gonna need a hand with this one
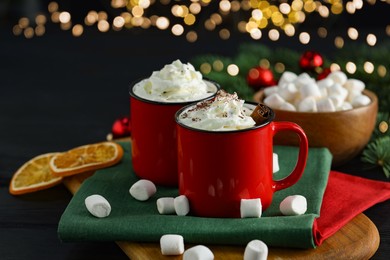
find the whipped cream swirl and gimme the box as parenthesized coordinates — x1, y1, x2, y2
(133, 59, 216, 102)
(179, 90, 256, 131)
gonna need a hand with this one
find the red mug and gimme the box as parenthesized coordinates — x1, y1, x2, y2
(129, 79, 219, 186)
(175, 102, 309, 217)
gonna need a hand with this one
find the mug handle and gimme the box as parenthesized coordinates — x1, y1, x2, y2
(271, 121, 309, 191)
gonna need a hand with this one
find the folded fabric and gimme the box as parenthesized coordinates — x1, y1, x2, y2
(58, 141, 332, 248)
(313, 171, 390, 245)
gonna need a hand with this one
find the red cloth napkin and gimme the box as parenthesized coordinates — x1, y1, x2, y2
(313, 171, 390, 245)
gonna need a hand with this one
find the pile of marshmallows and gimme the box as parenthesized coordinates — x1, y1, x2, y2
(263, 70, 371, 112)
(83, 154, 307, 260)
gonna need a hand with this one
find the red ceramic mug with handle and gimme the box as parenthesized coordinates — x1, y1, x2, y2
(129, 79, 219, 186)
(175, 102, 309, 217)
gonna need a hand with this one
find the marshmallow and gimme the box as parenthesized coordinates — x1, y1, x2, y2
(344, 79, 365, 92)
(160, 234, 185, 255)
(240, 198, 262, 218)
(263, 86, 279, 96)
(273, 153, 279, 173)
(157, 197, 176, 215)
(263, 70, 366, 113)
(328, 71, 348, 85)
(279, 82, 298, 101)
(294, 73, 315, 88)
(317, 77, 334, 89)
(328, 94, 344, 108)
(352, 94, 371, 108)
(244, 240, 268, 260)
(318, 86, 328, 98)
(183, 245, 214, 260)
(347, 89, 362, 103)
(328, 83, 348, 101)
(263, 93, 285, 109)
(280, 195, 307, 216)
(338, 102, 353, 111)
(316, 97, 336, 112)
(299, 82, 322, 99)
(278, 71, 298, 86)
(174, 195, 190, 216)
(129, 179, 157, 201)
(85, 194, 111, 218)
(298, 96, 317, 112)
(279, 102, 296, 111)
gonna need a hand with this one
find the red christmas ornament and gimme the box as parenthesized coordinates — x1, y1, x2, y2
(246, 67, 276, 91)
(299, 51, 324, 71)
(317, 67, 331, 80)
(111, 116, 131, 138)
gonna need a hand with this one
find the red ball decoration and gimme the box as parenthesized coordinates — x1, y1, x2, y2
(299, 51, 324, 71)
(317, 67, 331, 80)
(111, 116, 131, 138)
(246, 67, 276, 91)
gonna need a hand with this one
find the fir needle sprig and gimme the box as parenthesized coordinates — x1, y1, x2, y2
(361, 136, 390, 178)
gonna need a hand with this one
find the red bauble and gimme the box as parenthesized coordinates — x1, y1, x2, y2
(317, 67, 331, 80)
(299, 51, 324, 71)
(246, 67, 276, 91)
(112, 116, 131, 138)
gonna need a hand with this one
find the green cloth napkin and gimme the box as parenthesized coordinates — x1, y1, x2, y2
(58, 141, 331, 248)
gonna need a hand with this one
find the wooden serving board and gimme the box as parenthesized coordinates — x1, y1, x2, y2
(63, 172, 380, 260)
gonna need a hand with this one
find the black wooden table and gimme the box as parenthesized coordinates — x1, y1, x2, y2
(0, 27, 389, 260)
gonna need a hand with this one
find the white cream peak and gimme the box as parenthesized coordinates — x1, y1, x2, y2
(133, 59, 216, 102)
(179, 90, 256, 131)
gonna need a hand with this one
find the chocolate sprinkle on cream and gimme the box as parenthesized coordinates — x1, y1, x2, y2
(178, 90, 256, 131)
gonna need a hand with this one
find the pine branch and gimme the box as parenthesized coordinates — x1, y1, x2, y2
(361, 136, 390, 178)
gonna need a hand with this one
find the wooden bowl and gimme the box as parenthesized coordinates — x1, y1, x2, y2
(254, 89, 378, 166)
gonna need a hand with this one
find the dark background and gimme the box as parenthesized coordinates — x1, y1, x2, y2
(0, 1, 389, 259)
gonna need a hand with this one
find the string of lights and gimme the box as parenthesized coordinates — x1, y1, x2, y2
(11, 1, 390, 42)
(11, 0, 390, 78)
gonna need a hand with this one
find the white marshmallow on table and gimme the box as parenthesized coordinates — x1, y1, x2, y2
(352, 94, 371, 108)
(157, 197, 175, 215)
(183, 245, 214, 260)
(160, 234, 185, 255)
(278, 71, 297, 86)
(129, 179, 157, 201)
(328, 71, 348, 85)
(299, 82, 322, 99)
(174, 195, 190, 216)
(263, 93, 285, 109)
(240, 198, 262, 218)
(279, 195, 307, 216)
(279, 102, 296, 111)
(273, 153, 279, 173)
(316, 97, 336, 112)
(244, 240, 268, 260)
(85, 194, 111, 218)
(344, 78, 365, 92)
(298, 96, 317, 112)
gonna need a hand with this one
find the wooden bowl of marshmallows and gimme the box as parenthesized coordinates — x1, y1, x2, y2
(254, 70, 378, 166)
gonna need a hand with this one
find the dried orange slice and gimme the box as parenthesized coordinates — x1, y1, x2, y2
(50, 142, 123, 177)
(9, 153, 62, 195)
